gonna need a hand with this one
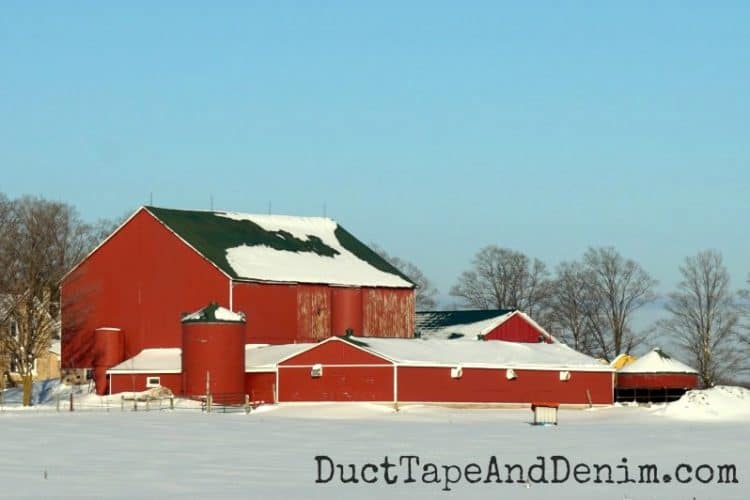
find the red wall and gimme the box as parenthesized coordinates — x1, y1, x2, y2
(281, 339, 391, 366)
(483, 314, 551, 343)
(279, 366, 394, 402)
(277, 339, 394, 402)
(396, 366, 613, 405)
(109, 373, 182, 395)
(61, 209, 230, 368)
(617, 372, 699, 390)
(245, 372, 276, 403)
(232, 282, 298, 344)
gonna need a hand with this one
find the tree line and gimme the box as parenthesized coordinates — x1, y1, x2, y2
(443, 245, 750, 387)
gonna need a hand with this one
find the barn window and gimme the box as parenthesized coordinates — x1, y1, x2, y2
(450, 366, 463, 379)
(559, 371, 571, 381)
(311, 364, 323, 378)
(506, 368, 517, 380)
(146, 376, 161, 388)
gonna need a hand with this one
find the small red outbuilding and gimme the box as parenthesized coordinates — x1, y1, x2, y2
(615, 348, 700, 402)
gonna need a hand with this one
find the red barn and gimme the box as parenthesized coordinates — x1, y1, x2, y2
(416, 309, 552, 343)
(244, 336, 614, 406)
(61, 206, 415, 377)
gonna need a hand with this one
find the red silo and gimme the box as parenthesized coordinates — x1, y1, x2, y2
(331, 287, 363, 335)
(181, 303, 246, 405)
(93, 327, 124, 395)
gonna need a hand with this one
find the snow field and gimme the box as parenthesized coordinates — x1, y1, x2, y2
(0, 395, 748, 499)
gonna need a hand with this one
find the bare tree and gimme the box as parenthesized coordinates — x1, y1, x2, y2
(450, 246, 551, 317)
(660, 250, 742, 387)
(581, 247, 657, 361)
(0, 196, 91, 405)
(371, 244, 438, 310)
(547, 261, 597, 353)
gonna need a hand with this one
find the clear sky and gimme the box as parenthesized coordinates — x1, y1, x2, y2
(1, 2, 748, 306)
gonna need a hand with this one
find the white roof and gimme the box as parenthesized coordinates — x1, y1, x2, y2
(619, 349, 698, 374)
(347, 336, 611, 371)
(108, 348, 182, 374)
(245, 343, 315, 371)
(219, 212, 413, 287)
(107, 344, 317, 374)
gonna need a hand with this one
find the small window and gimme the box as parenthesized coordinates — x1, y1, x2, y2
(506, 368, 517, 380)
(311, 364, 323, 378)
(146, 376, 161, 388)
(559, 371, 571, 382)
(450, 366, 463, 379)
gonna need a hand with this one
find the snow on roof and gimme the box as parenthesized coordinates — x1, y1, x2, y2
(108, 348, 182, 374)
(416, 310, 514, 340)
(416, 310, 553, 342)
(619, 348, 698, 374)
(346, 336, 610, 371)
(182, 303, 245, 323)
(107, 344, 316, 374)
(245, 343, 316, 371)
(145, 207, 414, 288)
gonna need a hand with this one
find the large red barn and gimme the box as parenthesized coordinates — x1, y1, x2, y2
(61, 206, 416, 379)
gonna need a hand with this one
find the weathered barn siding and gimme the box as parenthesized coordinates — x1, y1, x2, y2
(245, 372, 276, 403)
(296, 285, 331, 342)
(362, 288, 415, 338)
(61, 209, 229, 368)
(483, 313, 551, 343)
(109, 373, 182, 395)
(396, 366, 614, 405)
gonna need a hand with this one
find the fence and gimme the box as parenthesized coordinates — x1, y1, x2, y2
(0, 386, 262, 414)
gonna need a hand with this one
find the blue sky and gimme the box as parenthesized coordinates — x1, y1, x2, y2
(1, 2, 748, 306)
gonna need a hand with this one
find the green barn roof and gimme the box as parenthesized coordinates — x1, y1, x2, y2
(145, 206, 414, 287)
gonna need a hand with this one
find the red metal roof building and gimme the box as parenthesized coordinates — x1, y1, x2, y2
(61, 206, 416, 382)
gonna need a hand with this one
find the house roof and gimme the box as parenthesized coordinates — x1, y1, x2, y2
(343, 336, 611, 371)
(144, 206, 414, 288)
(618, 348, 698, 374)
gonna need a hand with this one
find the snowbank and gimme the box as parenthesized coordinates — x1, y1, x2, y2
(654, 385, 750, 421)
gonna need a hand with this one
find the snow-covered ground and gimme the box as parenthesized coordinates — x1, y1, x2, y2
(1, 385, 748, 499)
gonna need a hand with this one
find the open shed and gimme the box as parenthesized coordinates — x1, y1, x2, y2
(616, 348, 699, 403)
